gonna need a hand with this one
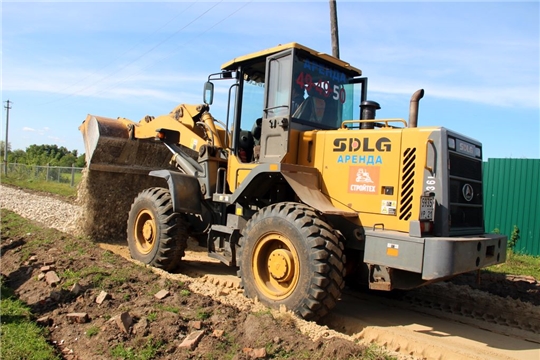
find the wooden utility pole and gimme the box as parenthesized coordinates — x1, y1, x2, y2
(329, 0, 340, 58)
(3, 100, 11, 175)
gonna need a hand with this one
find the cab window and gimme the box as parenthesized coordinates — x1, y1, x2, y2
(291, 53, 354, 129)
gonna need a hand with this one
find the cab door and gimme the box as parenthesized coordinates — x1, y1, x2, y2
(259, 49, 293, 163)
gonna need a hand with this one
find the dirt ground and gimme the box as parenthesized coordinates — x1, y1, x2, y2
(1, 184, 539, 360)
(0, 209, 381, 360)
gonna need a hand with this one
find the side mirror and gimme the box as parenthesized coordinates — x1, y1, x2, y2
(203, 81, 214, 105)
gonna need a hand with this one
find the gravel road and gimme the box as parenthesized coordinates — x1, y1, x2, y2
(0, 185, 81, 233)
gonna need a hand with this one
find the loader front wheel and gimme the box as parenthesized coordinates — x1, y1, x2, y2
(127, 187, 187, 271)
(238, 202, 345, 321)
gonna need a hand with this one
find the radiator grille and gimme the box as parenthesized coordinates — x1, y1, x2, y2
(399, 148, 416, 220)
(449, 151, 484, 233)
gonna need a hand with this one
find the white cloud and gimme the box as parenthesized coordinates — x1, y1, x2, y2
(21, 127, 49, 135)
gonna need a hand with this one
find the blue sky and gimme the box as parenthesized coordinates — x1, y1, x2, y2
(2, 1, 539, 159)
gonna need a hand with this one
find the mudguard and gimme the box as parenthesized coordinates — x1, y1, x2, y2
(149, 170, 202, 214)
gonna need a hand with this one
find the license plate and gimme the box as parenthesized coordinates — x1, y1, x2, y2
(420, 196, 435, 220)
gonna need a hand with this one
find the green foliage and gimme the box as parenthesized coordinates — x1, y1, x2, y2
(508, 225, 520, 250)
(85, 326, 100, 338)
(4, 143, 85, 167)
(1, 175, 79, 198)
(361, 343, 398, 360)
(0, 280, 60, 360)
(196, 308, 211, 320)
(0, 140, 12, 156)
(155, 304, 180, 314)
(110, 338, 162, 360)
(147, 312, 158, 322)
(493, 225, 520, 251)
(487, 251, 540, 280)
(252, 309, 272, 317)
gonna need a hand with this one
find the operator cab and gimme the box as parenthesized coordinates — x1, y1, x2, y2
(204, 43, 367, 163)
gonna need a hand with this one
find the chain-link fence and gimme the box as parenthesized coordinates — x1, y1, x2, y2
(3, 163, 84, 187)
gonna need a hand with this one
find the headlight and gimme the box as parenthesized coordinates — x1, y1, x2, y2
(448, 137, 456, 150)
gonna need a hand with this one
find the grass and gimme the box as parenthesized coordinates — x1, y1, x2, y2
(85, 325, 100, 338)
(103, 250, 118, 264)
(155, 304, 180, 314)
(60, 264, 135, 291)
(361, 343, 398, 360)
(1, 174, 79, 198)
(110, 338, 163, 360)
(0, 210, 58, 262)
(487, 250, 540, 280)
(196, 308, 211, 320)
(0, 280, 60, 360)
(147, 312, 158, 322)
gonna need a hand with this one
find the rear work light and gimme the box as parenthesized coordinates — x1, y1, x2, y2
(420, 221, 434, 235)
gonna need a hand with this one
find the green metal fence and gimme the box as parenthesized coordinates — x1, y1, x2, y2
(4, 163, 84, 187)
(484, 158, 540, 256)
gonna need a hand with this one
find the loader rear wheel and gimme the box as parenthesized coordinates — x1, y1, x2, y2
(238, 202, 345, 321)
(127, 187, 187, 271)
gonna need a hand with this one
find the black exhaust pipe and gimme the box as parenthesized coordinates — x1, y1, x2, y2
(408, 89, 424, 128)
(360, 100, 381, 129)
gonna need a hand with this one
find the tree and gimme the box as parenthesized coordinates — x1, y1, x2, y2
(8, 149, 26, 164)
(75, 153, 86, 167)
(0, 140, 11, 158)
(3, 144, 86, 167)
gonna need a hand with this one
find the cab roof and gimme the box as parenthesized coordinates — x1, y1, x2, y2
(221, 42, 362, 77)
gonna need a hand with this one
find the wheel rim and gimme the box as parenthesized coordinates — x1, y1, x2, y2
(134, 209, 156, 255)
(252, 232, 300, 300)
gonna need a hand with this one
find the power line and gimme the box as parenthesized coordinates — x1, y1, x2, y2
(46, 2, 199, 101)
(79, 0, 252, 101)
(43, 1, 223, 105)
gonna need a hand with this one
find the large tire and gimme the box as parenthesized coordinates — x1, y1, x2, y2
(237, 202, 345, 321)
(127, 187, 187, 271)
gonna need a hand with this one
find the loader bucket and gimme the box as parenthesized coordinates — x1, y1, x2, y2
(78, 114, 176, 242)
(79, 115, 173, 174)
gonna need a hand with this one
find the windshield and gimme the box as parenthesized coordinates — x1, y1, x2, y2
(291, 53, 356, 129)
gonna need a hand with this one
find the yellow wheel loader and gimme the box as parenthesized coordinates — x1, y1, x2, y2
(79, 43, 507, 321)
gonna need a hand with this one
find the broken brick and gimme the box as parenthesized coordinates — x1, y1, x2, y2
(243, 348, 267, 359)
(95, 291, 110, 304)
(115, 312, 132, 334)
(36, 316, 53, 327)
(188, 320, 202, 330)
(40, 265, 55, 272)
(178, 330, 204, 350)
(45, 271, 60, 287)
(66, 313, 89, 324)
(154, 289, 170, 300)
(70, 282, 83, 295)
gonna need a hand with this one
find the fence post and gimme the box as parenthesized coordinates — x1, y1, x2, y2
(46, 163, 50, 182)
(71, 164, 75, 187)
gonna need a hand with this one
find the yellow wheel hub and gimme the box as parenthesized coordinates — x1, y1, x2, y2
(134, 210, 156, 254)
(252, 233, 300, 300)
(268, 249, 294, 282)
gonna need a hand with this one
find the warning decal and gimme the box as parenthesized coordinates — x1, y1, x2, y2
(348, 166, 380, 194)
(387, 243, 399, 257)
(381, 200, 396, 215)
